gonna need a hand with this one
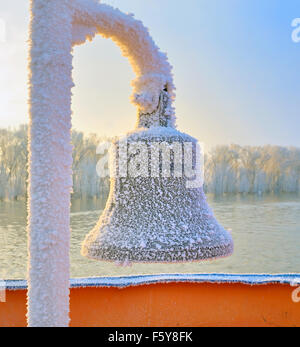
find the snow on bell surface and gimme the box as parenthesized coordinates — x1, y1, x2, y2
(81, 91, 233, 264)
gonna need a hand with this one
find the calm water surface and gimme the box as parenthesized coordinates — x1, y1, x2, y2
(0, 194, 299, 279)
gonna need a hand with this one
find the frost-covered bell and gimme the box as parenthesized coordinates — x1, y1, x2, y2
(81, 90, 233, 263)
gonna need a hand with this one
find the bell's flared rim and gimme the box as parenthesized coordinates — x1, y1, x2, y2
(81, 240, 234, 265)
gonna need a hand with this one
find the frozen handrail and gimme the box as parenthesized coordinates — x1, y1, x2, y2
(71, 0, 176, 125)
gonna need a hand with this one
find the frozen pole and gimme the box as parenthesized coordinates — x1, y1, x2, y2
(27, 0, 73, 327)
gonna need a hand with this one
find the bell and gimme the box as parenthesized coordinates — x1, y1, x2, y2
(81, 90, 233, 264)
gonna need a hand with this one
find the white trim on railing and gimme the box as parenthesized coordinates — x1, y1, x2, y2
(6, 274, 300, 290)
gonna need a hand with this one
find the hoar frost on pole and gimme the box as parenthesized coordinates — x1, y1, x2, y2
(27, 0, 73, 327)
(27, 0, 174, 327)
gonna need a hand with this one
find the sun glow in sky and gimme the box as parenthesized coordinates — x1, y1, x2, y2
(1, 0, 300, 148)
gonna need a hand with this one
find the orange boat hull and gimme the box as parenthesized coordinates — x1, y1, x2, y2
(1, 280, 300, 327)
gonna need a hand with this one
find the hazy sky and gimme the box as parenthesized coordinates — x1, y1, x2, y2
(0, 0, 300, 148)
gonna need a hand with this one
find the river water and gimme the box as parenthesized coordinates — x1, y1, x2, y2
(0, 194, 299, 279)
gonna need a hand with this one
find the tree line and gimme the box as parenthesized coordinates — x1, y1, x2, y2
(0, 125, 299, 200)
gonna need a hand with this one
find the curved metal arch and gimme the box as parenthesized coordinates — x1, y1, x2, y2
(71, 0, 175, 120)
